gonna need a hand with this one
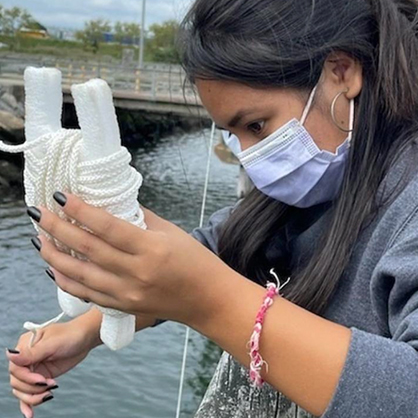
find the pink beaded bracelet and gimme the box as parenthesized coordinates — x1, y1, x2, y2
(248, 268, 291, 387)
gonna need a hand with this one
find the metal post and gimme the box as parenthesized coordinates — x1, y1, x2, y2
(152, 70, 156, 100)
(139, 0, 147, 70)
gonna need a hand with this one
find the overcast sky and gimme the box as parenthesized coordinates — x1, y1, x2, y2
(1, 0, 194, 30)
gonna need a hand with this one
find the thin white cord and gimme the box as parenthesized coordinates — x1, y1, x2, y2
(24, 312, 66, 348)
(175, 122, 216, 418)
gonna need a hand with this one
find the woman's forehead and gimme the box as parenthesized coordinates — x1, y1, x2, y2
(195, 79, 300, 125)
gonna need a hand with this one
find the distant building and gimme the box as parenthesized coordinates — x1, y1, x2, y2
(18, 28, 49, 39)
(103, 32, 139, 45)
(46, 27, 77, 41)
(103, 32, 115, 43)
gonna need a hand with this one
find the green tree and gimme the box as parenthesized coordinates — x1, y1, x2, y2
(147, 20, 180, 64)
(0, 6, 33, 36)
(75, 19, 111, 54)
(114, 21, 141, 44)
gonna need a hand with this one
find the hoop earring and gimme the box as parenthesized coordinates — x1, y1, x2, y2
(330, 89, 353, 133)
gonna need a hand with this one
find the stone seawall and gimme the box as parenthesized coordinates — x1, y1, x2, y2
(0, 85, 25, 195)
(0, 84, 211, 197)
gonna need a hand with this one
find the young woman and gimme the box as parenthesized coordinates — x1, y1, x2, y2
(7, 0, 418, 417)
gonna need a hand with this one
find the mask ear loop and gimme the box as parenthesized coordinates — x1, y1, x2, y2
(300, 84, 319, 126)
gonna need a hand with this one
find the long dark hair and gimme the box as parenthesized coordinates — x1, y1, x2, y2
(178, 0, 418, 315)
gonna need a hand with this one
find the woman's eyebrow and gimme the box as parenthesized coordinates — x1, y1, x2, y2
(226, 108, 262, 128)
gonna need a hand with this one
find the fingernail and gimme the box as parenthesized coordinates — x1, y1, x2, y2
(53, 191, 67, 207)
(35, 382, 48, 387)
(7, 348, 20, 354)
(42, 394, 54, 403)
(48, 384, 59, 390)
(45, 269, 55, 282)
(31, 237, 42, 252)
(27, 206, 41, 223)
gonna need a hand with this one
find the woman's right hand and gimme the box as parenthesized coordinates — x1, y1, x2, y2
(6, 308, 103, 418)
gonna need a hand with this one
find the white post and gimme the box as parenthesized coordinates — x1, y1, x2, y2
(139, 0, 147, 70)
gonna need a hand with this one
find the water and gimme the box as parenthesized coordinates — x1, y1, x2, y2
(0, 128, 239, 417)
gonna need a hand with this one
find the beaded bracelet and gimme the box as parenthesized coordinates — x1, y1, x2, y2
(248, 268, 291, 387)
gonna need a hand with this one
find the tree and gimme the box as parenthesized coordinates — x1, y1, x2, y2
(75, 19, 111, 54)
(147, 20, 180, 64)
(0, 6, 33, 36)
(114, 21, 141, 45)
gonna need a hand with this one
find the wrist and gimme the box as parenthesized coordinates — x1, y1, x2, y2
(188, 267, 262, 339)
(72, 307, 104, 350)
(72, 309, 159, 352)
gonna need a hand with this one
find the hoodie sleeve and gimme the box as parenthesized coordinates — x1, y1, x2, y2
(321, 207, 418, 418)
(190, 204, 237, 254)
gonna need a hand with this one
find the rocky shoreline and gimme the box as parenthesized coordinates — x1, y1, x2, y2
(0, 85, 25, 196)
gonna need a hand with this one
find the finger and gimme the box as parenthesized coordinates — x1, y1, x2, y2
(20, 400, 33, 418)
(36, 235, 128, 297)
(10, 375, 58, 395)
(12, 388, 54, 407)
(8, 361, 50, 387)
(49, 191, 150, 254)
(7, 331, 50, 369)
(51, 266, 121, 310)
(28, 206, 133, 275)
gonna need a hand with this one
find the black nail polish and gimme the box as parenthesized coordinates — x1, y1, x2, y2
(35, 382, 48, 387)
(42, 394, 54, 403)
(152, 319, 167, 328)
(45, 269, 55, 282)
(31, 237, 42, 252)
(7, 348, 20, 354)
(53, 191, 67, 207)
(27, 206, 41, 223)
(48, 385, 59, 390)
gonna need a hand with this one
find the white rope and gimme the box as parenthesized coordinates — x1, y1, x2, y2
(24, 312, 66, 348)
(0, 129, 146, 351)
(175, 122, 216, 418)
(1, 120, 217, 404)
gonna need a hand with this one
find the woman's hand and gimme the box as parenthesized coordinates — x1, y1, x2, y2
(28, 192, 234, 328)
(6, 308, 102, 418)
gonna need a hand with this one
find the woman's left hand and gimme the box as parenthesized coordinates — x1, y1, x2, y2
(29, 192, 232, 327)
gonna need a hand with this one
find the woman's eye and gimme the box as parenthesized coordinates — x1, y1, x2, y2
(247, 121, 265, 135)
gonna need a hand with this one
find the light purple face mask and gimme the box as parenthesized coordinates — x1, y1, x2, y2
(221, 85, 354, 208)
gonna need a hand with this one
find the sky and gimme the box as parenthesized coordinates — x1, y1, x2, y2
(1, 0, 194, 30)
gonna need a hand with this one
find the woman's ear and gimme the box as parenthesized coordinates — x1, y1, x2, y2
(323, 51, 363, 99)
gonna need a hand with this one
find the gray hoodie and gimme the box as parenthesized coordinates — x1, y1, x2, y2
(190, 144, 418, 417)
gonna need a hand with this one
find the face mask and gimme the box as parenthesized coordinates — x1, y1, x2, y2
(221, 85, 354, 208)
(221, 129, 242, 156)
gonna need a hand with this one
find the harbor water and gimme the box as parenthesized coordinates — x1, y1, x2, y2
(0, 128, 239, 417)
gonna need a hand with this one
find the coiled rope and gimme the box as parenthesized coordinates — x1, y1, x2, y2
(1, 122, 216, 416)
(0, 129, 145, 348)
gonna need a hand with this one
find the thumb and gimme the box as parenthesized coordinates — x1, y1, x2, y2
(6, 330, 49, 367)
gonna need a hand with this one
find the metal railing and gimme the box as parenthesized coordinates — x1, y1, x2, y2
(0, 55, 199, 103)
